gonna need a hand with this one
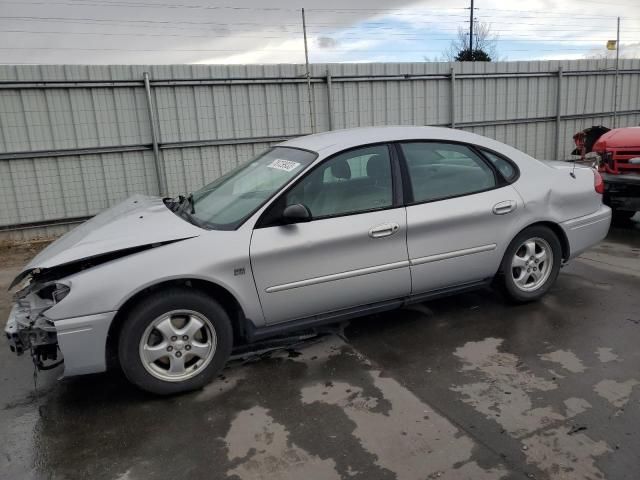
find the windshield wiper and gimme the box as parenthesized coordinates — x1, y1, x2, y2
(182, 193, 195, 214)
(170, 194, 195, 215)
(164, 194, 209, 228)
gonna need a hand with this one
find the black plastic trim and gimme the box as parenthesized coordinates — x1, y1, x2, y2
(245, 279, 491, 341)
(247, 299, 404, 341)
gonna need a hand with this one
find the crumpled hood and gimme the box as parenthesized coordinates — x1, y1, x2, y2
(12, 195, 202, 287)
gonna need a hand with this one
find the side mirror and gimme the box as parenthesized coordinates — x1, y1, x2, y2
(282, 203, 311, 224)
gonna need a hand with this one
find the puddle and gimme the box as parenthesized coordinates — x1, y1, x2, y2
(224, 406, 340, 480)
(451, 337, 560, 438)
(302, 370, 506, 480)
(451, 337, 610, 479)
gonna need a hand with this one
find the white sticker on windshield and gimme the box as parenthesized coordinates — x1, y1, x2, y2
(267, 159, 301, 172)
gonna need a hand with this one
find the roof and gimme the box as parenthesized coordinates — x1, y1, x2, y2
(279, 126, 504, 156)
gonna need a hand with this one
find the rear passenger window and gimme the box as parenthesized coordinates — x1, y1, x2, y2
(481, 150, 517, 181)
(400, 142, 496, 203)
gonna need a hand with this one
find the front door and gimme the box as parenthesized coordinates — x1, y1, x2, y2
(250, 145, 411, 324)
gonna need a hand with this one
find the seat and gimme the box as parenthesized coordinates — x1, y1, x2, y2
(306, 159, 352, 216)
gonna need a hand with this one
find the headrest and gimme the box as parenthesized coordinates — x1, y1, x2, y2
(331, 159, 351, 180)
(366, 154, 387, 179)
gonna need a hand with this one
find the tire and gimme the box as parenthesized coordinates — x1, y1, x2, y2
(118, 287, 233, 395)
(498, 226, 562, 303)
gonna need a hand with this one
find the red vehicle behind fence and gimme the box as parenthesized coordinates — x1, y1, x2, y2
(573, 126, 640, 220)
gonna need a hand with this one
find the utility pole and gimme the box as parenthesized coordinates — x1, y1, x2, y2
(301, 8, 316, 133)
(613, 16, 620, 128)
(469, 0, 475, 55)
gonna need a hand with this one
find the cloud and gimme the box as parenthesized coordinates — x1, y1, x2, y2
(583, 42, 640, 59)
(316, 36, 339, 49)
(0, 0, 638, 64)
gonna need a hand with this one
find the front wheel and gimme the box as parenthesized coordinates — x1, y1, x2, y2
(498, 226, 562, 303)
(118, 288, 233, 395)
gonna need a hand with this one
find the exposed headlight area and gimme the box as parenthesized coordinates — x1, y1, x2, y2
(37, 282, 71, 304)
(5, 280, 70, 367)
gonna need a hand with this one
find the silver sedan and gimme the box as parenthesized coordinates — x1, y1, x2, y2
(5, 126, 611, 394)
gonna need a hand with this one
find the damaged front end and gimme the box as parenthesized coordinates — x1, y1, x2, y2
(5, 274, 70, 370)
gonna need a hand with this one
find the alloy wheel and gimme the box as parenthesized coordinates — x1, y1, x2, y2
(510, 237, 554, 292)
(138, 310, 217, 382)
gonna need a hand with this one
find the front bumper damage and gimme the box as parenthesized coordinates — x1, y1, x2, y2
(4, 298, 61, 369)
(5, 282, 117, 376)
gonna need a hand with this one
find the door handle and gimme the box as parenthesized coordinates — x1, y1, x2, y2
(492, 200, 517, 215)
(369, 222, 400, 238)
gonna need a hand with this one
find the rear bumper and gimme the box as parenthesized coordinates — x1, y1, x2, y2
(561, 205, 612, 260)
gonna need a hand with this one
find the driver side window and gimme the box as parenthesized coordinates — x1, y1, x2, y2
(286, 145, 393, 219)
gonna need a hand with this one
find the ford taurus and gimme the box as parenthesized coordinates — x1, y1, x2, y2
(5, 126, 611, 394)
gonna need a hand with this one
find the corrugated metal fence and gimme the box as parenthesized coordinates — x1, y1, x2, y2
(1, 60, 640, 243)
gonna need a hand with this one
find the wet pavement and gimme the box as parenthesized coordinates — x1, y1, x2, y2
(1, 218, 639, 480)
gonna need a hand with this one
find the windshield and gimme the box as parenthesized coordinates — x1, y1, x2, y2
(189, 147, 317, 229)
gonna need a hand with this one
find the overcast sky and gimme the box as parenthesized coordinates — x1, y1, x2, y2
(0, 0, 638, 64)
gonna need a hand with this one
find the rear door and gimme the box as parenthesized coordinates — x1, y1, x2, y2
(399, 141, 522, 294)
(250, 144, 411, 324)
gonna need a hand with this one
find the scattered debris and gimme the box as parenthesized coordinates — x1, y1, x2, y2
(567, 425, 587, 435)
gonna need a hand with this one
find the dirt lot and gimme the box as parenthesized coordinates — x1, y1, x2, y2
(1, 219, 639, 480)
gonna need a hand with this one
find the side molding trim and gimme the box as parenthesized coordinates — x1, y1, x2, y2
(265, 244, 497, 293)
(410, 244, 497, 266)
(265, 260, 410, 293)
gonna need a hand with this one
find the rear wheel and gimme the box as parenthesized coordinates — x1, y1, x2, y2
(118, 288, 232, 395)
(498, 226, 562, 303)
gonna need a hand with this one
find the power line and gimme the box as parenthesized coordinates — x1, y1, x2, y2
(0, 30, 625, 43)
(3, 15, 636, 30)
(0, 46, 601, 53)
(3, 1, 640, 20)
(0, 0, 300, 11)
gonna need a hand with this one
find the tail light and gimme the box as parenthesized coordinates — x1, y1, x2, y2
(593, 169, 605, 194)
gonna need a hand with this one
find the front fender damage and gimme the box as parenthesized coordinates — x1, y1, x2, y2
(6, 238, 193, 373)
